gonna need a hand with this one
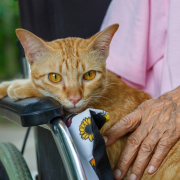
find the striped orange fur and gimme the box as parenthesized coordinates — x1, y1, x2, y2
(0, 24, 180, 179)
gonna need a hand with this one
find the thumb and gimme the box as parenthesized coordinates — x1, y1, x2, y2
(103, 107, 142, 146)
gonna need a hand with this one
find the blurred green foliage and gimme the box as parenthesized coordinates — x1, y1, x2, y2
(0, 0, 21, 81)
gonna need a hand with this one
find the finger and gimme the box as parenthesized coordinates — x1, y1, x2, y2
(147, 133, 178, 174)
(113, 125, 149, 179)
(128, 156, 152, 180)
(147, 111, 179, 174)
(124, 104, 173, 179)
(103, 107, 142, 146)
(128, 129, 163, 180)
(103, 99, 154, 145)
(114, 150, 138, 180)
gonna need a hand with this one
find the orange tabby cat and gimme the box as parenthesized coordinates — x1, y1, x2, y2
(0, 24, 180, 179)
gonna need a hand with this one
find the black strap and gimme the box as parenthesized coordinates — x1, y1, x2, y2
(90, 112, 113, 180)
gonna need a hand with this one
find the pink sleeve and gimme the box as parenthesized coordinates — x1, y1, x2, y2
(101, 0, 168, 97)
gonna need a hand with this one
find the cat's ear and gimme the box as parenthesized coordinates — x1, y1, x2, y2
(16, 29, 54, 64)
(87, 24, 119, 58)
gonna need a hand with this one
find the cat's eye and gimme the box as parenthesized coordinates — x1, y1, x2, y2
(48, 73, 62, 83)
(83, 71, 96, 80)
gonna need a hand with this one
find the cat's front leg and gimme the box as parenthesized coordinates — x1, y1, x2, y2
(0, 81, 13, 99)
(7, 79, 42, 100)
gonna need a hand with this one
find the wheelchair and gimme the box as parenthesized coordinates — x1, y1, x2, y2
(0, 0, 111, 179)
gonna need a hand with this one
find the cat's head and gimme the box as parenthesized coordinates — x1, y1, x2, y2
(16, 24, 119, 113)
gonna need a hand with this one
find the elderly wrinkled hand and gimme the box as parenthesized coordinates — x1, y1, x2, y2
(103, 86, 180, 180)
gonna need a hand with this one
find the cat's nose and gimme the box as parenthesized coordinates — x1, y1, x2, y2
(68, 95, 82, 105)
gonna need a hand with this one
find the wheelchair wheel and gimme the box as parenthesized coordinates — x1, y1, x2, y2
(0, 142, 33, 180)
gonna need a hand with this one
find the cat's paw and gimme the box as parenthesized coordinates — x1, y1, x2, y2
(7, 80, 42, 100)
(0, 81, 12, 99)
(7, 81, 23, 100)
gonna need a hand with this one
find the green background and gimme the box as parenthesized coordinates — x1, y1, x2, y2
(0, 0, 21, 81)
(0, 0, 21, 123)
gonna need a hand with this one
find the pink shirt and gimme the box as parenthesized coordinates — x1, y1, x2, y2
(101, 0, 180, 98)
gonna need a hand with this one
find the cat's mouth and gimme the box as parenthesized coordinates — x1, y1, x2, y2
(64, 103, 86, 113)
(64, 106, 84, 113)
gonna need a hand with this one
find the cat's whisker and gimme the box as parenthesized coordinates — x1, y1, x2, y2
(92, 88, 105, 95)
(91, 95, 113, 103)
(83, 95, 103, 106)
(104, 83, 118, 88)
(88, 100, 102, 107)
(106, 82, 118, 85)
(92, 83, 118, 96)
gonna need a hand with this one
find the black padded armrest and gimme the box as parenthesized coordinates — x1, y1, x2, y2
(0, 96, 63, 127)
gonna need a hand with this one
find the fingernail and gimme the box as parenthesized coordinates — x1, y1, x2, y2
(113, 169, 121, 179)
(128, 173, 137, 180)
(148, 165, 155, 174)
(103, 136, 108, 143)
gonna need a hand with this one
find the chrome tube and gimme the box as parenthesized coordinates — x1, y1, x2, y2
(41, 118, 87, 180)
(22, 57, 30, 78)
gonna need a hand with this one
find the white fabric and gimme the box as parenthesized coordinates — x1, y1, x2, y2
(66, 108, 108, 180)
